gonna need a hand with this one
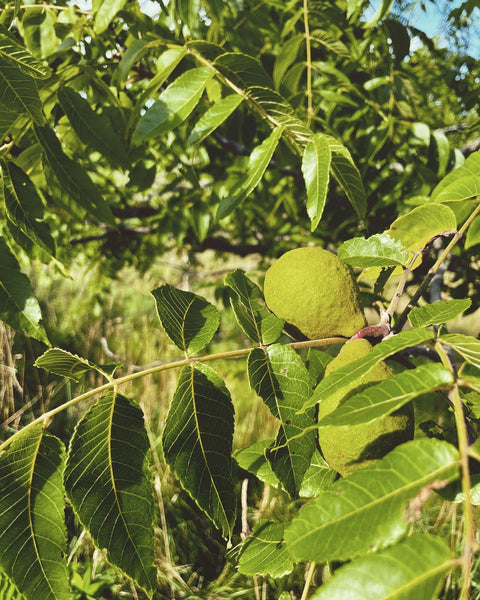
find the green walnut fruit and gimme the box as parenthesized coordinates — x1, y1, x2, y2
(264, 247, 366, 340)
(318, 338, 414, 476)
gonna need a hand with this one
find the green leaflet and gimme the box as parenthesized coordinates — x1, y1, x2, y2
(93, 0, 128, 33)
(318, 363, 453, 428)
(57, 87, 130, 169)
(285, 438, 458, 563)
(310, 533, 452, 600)
(132, 67, 213, 145)
(388, 204, 457, 251)
(248, 345, 316, 497)
(162, 363, 237, 538)
(188, 94, 243, 145)
(238, 521, 294, 577)
(35, 347, 116, 381)
(217, 126, 285, 220)
(151, 283, 219, 355)
(224, 269, 284, 345)
(64, 392, 156, 596)
(408, 299, 472, 328)
(0, 426, 69, 600)
(0, 56, 44, 125)
(0, 235, 49, 344)
(338, 233, 410, 268)
(302, 133, 331, 231)
(0, 27, 51, 78)
(327, 136, 366, 219)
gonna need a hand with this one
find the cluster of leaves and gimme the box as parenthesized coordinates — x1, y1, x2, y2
(2, 0, 480, 598)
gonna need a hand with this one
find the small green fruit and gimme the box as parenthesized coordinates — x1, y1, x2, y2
(318, 339, 414, 476)
(264, 247, 366, 340)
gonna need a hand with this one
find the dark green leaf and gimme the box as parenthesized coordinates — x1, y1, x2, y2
(0, 236, 49, 344)
(217, 126, 284, 220)
(302, 134, 331, 231)
(132, 67, 213, 145)
(408, 299, 472, 328)
(301, 329, 435, 413)
(162, 363, 237, 538)
(214, 52, 274, 89)
(338, 233, 410, 268)
(113, 39, 148, 87)
(327, 136, 366, 219)
(248, 345, 316, 497)
(0, 426, 69, 600)
(285, 439, 458, 562)
(318, 363, 453, 427)
(151, 284, 219, 355)
(34, 125, 115, 227)
(0, 57, 44, 124)
(224, 269, 284, 344)
(238, 521, 294, 577)
(310, 533, 452, 600)
(64, 392, 156, 595)
(188, 94, 243, 145)
(57, 87, 130, 169)
(3, 161, 55, 255)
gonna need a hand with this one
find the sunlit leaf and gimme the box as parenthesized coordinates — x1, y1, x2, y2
(408, 299, 472, 328)
(113, 38, 148, 87)
(300, 329, 435, 413)
(93, 0, 127, 33)
(432, 150, 480, 203)
(0, 27, 51, 78)
(338, 233, 410, 268)
(35, 347, 114, 381)
(162, 363, 237, 538)
(224, 269, 284, 344)
(64, 392, 156, 595)
(299, 448, 336, 497)
(248, 345, 316, 497)
(302, 134, 331, 231)
(439, 333, 480, 369)
(0, 236, 49, 344)
(388, 204, 457, 252)
(58, 87, 130, 169)
(0, 426, 69, 600)
(285, 439, 458, 562)
(214, 52, 274, 89)
(151, 283, 219, 355)
(188, 94, 243, 145)
(238, 521, 294, 577)
(132, 67, 213, 145)
(217, 126, 284, 219)
(234, 439, 281, 488)
(310, 533, 452, 600)
(318, 363, 453, 428)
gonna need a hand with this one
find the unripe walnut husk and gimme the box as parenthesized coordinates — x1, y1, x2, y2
(264, 247, 366, 340)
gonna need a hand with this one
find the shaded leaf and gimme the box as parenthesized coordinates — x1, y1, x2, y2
(238, 521, 294, 577)
(338, 233, 410, 268)
(439, 333, 480, 369)
(285, 439, 458, 562)
(35, 348, 114, 381)
(301, 329, 435, 413)
(248, 87, 310, 138)
(388, 204, 457, 252)
(431, 130, 450, 178)
(93, 0, 127, 33)
(365, 0, 394, 27)
(318, 363, 453, 428)
(217, 126, 284, 219)
(64, 392, 156, 596)
(57, 87, 129, 169)
(214, 52, 274, 89)
(248, 345, 316, 497)
(224, 269, 284, 344)
(113, 38, 148, 87)
(310, 533, 452, 600)
(0, 57, 44, 125)
(34, 125, 115, 226)
(408, 299, 472, 328)
(151, 284, 219, 355)
(0, 236, 49, 344)
(302, 134, 331, 231)
(188, 94, 243, 145)
(0, 426, 69, 600)
(132, 67, 213, 145)
(162, 363, 237, 538)
(3, 161, 55, 256)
